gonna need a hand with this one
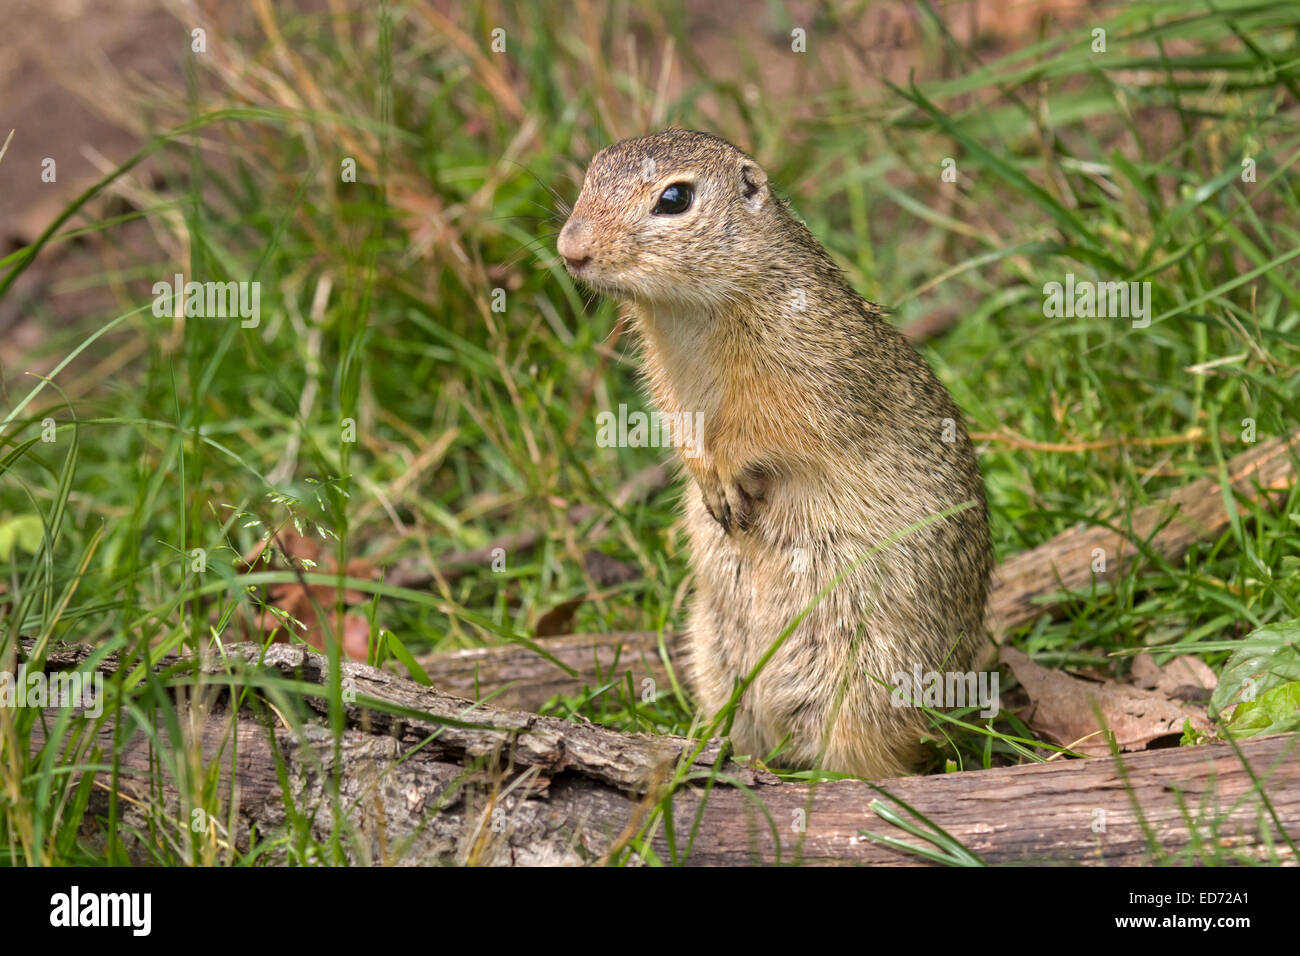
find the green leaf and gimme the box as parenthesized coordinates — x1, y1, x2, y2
(0, 513, 45, 561)
(1208, 619, 1300, 721)
(385, 631, 433, 686)
(1225, 682, 1300, 739)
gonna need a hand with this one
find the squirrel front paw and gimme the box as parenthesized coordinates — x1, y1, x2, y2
(699, 467, 765, 534)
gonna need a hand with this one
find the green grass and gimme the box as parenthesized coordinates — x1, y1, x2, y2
(2, 0, 1299, 865)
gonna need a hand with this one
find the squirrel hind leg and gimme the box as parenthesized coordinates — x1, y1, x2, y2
(817, 710, 928, 779)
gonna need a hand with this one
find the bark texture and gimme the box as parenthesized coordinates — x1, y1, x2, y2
(23, 639, 1300, 866)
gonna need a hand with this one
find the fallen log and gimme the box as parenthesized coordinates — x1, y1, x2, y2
(987, 429, 1298, 642)
(416, 430, 1300, 710)
(416, 629, 679, 712)
(21, 640, 1300, 866)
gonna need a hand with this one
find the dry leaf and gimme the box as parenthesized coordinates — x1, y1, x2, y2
(240, 530, 375, 661)
(583, 549, 642, 587)
(534, 597, 585, 638)
(1129, 652, 1217, 704)
(1000, 647, 1211, 756)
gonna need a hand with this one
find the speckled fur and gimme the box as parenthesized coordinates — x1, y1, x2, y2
(558, 129, 993, 778)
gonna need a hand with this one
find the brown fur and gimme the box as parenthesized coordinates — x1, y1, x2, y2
(558, 129, 993, 778)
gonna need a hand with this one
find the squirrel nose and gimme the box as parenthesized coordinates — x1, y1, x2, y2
(557, 218, 593, 270)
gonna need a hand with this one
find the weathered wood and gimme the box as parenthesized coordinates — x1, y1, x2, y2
(22, 640, 1300, 866)
(27, 640, 757, 793)
(415, 430, 1300, 709)
(416, 630, 679, 711)
(987, 429, 1298, 642)
(669, 732, 1300, 866)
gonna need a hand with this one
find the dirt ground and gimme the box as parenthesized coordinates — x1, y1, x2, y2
(0, 0, 183, 371)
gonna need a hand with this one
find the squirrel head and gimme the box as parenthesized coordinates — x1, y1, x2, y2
(558, 129, 777, 307)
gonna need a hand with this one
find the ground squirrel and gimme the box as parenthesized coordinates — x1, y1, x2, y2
(558, 129, 993, 778)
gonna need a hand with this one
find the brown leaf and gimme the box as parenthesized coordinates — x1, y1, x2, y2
(1129, 653, 1217, 705)
(534, 597, 584, 638)
(583, 549, 642, 587)
(239, 530, 376, 661)
(1000, 647, 1211, 756)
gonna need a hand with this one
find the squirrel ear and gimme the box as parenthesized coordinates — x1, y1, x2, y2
(739, 162, 768, 211)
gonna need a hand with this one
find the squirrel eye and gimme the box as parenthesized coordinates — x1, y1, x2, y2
(653, 183, 693, 215)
